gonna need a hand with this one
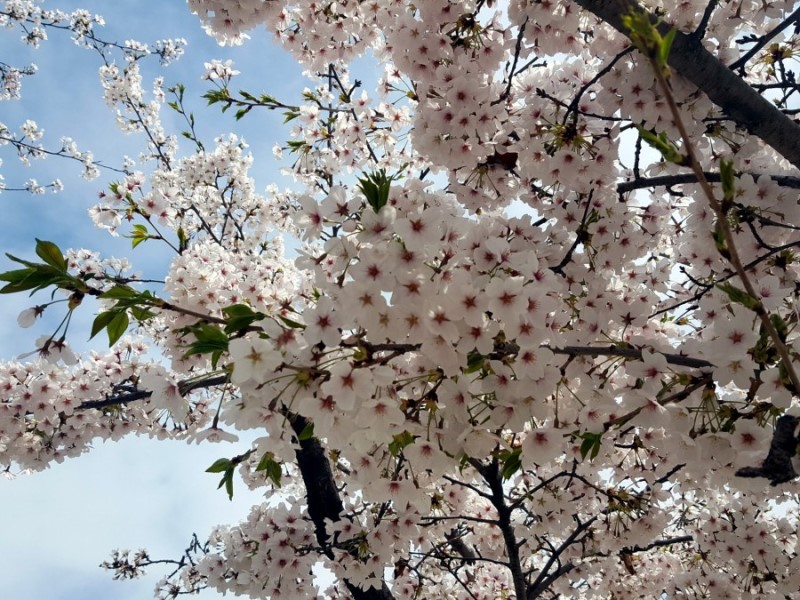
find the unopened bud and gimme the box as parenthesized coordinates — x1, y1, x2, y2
(17, 306, 42, 328)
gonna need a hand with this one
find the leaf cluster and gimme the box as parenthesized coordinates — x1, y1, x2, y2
(91, 285, 158, 345)
(357, 169, 399, 213)
(206, 450, 282, 500)
(0, 239, 73, 295)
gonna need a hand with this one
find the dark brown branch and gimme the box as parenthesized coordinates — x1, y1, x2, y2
(78, 342, 714, 413)
(362, 340, 717, 371)
(444, 529, 478, 563)
(470, 457, 527, 599)
(493, 16, 529, 105)
(281, 412, 397, 599)
(526, 562, 576, 599)
(729, 6, 800, 72)
(735, 414, 800, 485)
(552, 192, 594, 276)
(691, 0, 718, 41)
(565, 47, 634, 119)
(622, 534, 693, 554)
(542, 344, 713, 370)
(526, 515, 598, 599)
(573, 0, 800, 170)
(288, 414, 343, 550)
(79, 388, 153, 410)
(650, 237, 800, 319)
(617, 172, 800, 195)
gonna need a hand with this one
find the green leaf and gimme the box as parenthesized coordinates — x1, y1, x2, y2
(500, 448, 522, 480)
(222, 304, 256, 319)
(106, 310, 130, 346)
(126, 224, 151, 249)
(297, 421, 315, 441)
(184, 339, 229, 354)
(4, 253, 42, 269)
(255, 453, 282, 487)
(130, 306, 157, 322)
(658, 28, 676, 69)
(100, 285, 138, 299)
(0, 267, 35, 284)
(720, 158, 736, 203)
(206, 458, 232, 473)
(183, 323, 229, 368)
(177, 227, 188, 252)
(464, 351, 486, 374)
(211, 468, 236, 500)
(90, 310, 116, 340)
(0, 266, 68, 295)
(636, 126, 686, 165)
(224, 471, 234, 500)
(717, 282, 760, 311)
(388, 431, 415, 456)
(203, 89, 229, 106)
(579, 432, 602, 461)
(34, 239, 68, 271)
(192, 323, 229, 344)
(357, 169, 397, 213)
(771, 313, 788, 341)
(222, 303, 263, 334)
(278, 315, 305, 329)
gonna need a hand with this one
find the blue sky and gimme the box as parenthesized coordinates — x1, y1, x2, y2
(0, 2, 312, 597)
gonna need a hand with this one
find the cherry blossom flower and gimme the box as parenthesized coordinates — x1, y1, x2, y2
(228, 336, 282, 385)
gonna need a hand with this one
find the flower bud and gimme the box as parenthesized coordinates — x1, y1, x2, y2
(17, 307, 39, 328)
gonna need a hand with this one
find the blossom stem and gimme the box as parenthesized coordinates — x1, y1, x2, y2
(647, 50, 800, 396)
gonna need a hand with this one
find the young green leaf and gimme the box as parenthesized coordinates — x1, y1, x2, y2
(579, 432, 603, 461)
(206, 458, 233, 473)
(222, 303, 263, 334)
(34, 239, 68, 271)
(717, 282, 760, 311)
(500, 448, 523, 480)
(719, 158, 736, 203)
(357, 169, 397, 213)
(90, 310, 116, 340)
(636, 126, 686, 165)
(100, 285, 139, 300)
(106, 310, 130, 346)
(278, 315, 305, 329)
(388, 431, 415, 456)
(657, 28, 677, 71)
(255, 453, 283, 488)
(297, 421, 315, 441)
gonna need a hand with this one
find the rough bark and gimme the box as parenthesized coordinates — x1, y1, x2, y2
(289, 414, 396, 600)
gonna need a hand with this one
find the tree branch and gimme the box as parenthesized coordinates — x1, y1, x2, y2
(470, 457, 527, 599)
(526, 515, 598, 599)
(729, 6, 800, 72)
(617, 172, 800, 195)
(573, 0, 800, 170)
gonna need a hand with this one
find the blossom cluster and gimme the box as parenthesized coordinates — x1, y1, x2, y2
(3, 0, 800, 598)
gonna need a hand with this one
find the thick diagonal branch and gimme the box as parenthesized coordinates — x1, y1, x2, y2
(573, 0, 800, 170)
